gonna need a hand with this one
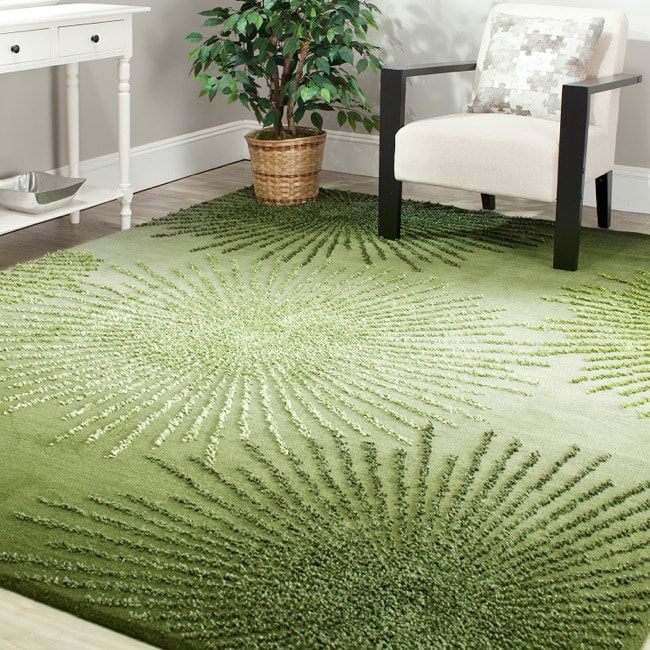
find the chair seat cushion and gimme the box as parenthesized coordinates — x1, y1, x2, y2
(394, 113, 612, 202)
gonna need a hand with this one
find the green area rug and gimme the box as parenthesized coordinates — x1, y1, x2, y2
(0, 187, 648, 649)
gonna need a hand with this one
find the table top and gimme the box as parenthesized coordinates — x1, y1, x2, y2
(0, 3, 150, 28)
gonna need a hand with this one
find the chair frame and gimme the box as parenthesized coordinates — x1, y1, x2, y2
(378, 62, 642, 271)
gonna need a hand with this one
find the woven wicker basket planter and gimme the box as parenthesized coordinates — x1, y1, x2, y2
(245, 127, 326, 205)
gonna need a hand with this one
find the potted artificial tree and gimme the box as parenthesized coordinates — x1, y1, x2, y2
(188, 0, 381, 205)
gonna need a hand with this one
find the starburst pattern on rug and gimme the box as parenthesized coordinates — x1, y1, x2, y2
(0, 251, 541, 458)
(143, 188, 553, 270)
(2, 429, 648, 649)
(0, 250, 100, 303)
(537, 270, 650, 417)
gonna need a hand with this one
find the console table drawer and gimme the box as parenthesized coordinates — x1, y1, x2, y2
(58, 20, 126, 57)
(0, 29, 50, 66)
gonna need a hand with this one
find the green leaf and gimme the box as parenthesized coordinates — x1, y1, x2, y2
(235, 69, 249, 85)
(222, 14, 238, 31)
(337, 111, 347, 127)
(299, 86, 318, 102)
(281, 79, 297, 100)
(247, 11, 264, 29)
(186, 32, 203, 43)
(311, 112, 324, 130)
(347, 110, 361, 128)
(315, 58, 330, 74)
(262, 108, 280, 127)
(236, 16, 248, 33)
(294, 106, 305, 123)
(199, 46, 210, 64)
(339, 47, 354, 64)
(283, 37, 299, 57)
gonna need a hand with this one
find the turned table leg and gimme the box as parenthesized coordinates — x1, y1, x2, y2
(66, 62, 80, 225)
(118, 56, 132, 230)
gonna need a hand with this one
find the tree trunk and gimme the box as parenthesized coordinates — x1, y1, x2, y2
(286, 101, 295, 136)
(280, 54, 294, 137)
(274, 105, 285, 137)
(287, 41, 310, 137)
(268, 36, 284, 138)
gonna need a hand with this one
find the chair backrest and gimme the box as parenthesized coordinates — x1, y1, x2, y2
(475, 3, 629, 134)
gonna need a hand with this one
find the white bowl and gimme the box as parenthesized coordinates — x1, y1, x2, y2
(0, 171, 86, 214)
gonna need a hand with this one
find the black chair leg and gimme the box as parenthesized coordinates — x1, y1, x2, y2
(554, 193, 584, 272)
(481, 194, 496, 210)
(553, 85, 590, 271)
(378, 69, 406, 239)
(379, 175, 403, 240)
(595, 171, 612, 229)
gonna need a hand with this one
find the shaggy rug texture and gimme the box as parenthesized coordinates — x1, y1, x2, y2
(0, 188, 648, 649)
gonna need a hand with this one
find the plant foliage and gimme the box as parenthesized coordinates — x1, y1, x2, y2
(187, 0, 382, 138)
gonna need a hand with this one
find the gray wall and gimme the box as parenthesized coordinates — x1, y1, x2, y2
(0, 0, 245, 177)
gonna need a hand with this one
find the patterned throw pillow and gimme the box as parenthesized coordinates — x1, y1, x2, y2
(466, 13, 605, 121)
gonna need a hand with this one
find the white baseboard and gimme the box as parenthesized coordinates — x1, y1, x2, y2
(582, 165, 650, 214)
(322, 129, 381, 178)
(55, 118, 650, 215)
(53, 120, 249, 193)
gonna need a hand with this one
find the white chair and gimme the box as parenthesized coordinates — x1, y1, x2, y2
(378, 3, 642, 271)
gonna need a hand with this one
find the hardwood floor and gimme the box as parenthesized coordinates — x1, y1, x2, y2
(1, 160, 649, 270)
(0, 589, 157, 650)
(0, 161, 648, 648)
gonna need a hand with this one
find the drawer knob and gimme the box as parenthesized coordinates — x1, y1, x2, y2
(10, 45, 20, 54)
(90, 34, 100, 44)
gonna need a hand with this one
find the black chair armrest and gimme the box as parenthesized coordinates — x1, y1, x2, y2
(382, 61, 477, 79)
(563, 73, 642, 95)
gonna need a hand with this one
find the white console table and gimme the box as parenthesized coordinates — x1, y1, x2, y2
(0, 2, 150, 235)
